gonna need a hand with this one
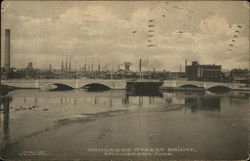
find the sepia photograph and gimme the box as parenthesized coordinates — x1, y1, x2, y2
(0, 0, 249, 160)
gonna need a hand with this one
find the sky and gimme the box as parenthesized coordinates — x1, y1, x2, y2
(1, 1, 249, 72)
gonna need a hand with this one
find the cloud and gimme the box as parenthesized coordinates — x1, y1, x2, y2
(1, 1, 249, 71)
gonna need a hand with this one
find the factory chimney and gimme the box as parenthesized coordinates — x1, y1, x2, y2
(139, 59, 142, 79)
(98, 59, 101, 72)
(139, 59, 142, 72)
(91, 58, 93, 72)
(61, 60, 64, 78)
(84, 57, 87, 71)
(69, 56, 71, 71)
(4, 29, 10, 71)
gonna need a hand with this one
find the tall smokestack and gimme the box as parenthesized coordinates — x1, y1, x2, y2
(5, 29, 10, 71)
(84, 57, 87, 71)
(65, 56, 68, 75)
(98, 64, 101, 72)
(139, 59, 142, 72)
(98, 59, 101, 72)
(91, 58, 93, 72)
(139, 59, 142, 79)
(61, 60, 64, 74)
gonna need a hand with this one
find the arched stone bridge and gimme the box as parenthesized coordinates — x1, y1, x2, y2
(1, 79, 249, 91)
(1, 79, 127, 90)
(163, 80, 247, 90)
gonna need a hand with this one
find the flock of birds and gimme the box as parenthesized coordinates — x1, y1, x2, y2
(228, 24, 242, 51)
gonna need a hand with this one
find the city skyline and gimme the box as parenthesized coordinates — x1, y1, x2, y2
(1, 1, 249, 71)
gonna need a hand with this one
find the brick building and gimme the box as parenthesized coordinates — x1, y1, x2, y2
(186, 61, 222, 82)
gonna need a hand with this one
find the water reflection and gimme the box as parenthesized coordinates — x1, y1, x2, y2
(229, 92, 250, 104)
(185, 96, 221, 112)
(3, 89, 250, 113)
(0, 96, 12, 150)
(126, 90, 163, 97)
(0, 89, 249, 160)
(1, 89, 249, 135)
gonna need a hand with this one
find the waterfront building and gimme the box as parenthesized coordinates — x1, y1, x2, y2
(186, 61, 222, 82)
(233, 72, 250, 85)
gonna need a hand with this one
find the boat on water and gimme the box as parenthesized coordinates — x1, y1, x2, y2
(126, 79, 164, 91)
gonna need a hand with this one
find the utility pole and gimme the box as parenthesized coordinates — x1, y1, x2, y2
(69, 55, 71, 71)
(84, 56, 87, 72)
(61, 60, 64, 78)
(91, 58, 94, 73)
(185, 59, 187, 73)
(139, 59, 142, 79)
(65, 55, 68, 78)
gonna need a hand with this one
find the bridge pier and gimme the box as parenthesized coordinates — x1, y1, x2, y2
(202, 81, 207, 89)
(75, 79, 79, 89)
(36, 80, 39, 88)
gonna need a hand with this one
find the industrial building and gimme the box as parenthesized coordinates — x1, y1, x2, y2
(186, 61, 222, 82)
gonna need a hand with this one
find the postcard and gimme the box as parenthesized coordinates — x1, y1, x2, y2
(0, 1, 249, 161)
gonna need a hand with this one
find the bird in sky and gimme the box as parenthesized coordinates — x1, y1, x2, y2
(177, 30, 183, 33)
(147, 44, 156, 47)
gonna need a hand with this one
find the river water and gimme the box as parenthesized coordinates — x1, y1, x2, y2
(0, 89, 249, 160)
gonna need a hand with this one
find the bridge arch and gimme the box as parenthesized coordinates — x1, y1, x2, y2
(81, 83, 111, 90)
(179, 84, 201, 88)
(40, 83, 74, 91)
(207, 85, 231, 93)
